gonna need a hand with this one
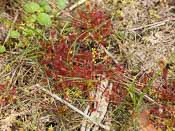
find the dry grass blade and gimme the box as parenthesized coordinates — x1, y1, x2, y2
(69, 0, 87, 11)
(100, 44, 119, 64)
(3, 10, 19, 45)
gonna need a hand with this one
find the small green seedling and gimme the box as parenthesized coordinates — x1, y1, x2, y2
(0, 45, 6, 53)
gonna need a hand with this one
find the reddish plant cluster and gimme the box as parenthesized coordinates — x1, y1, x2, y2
(136, 63, 175, 129)
(150, 105, 175, 129)
(0, 84, 16, 106)
(39, 7, 127, 104)
(71, 5, 112, 45)
(156, 65, 175, 101)
(137, 65, 175, 102)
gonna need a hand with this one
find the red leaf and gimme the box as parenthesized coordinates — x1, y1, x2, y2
(77, 32, 89, 42)
(78, 10, 88, 20)
(50, 29, 57, 39)
(68, 33, 76, 42)
(162, 67, 168, 80)
(0, 84, 5, 90)
(162, 66, 168, 86)
(10, 87, 16, 95)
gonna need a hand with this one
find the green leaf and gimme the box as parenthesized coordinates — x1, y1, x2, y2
(39, 0, 48, 6)
(23, 28, 35, 36)
(0, 45, 6, 53)
(9, 30, 20, 38)
(56, 0, 68, 10)
(116, 31, 125, 40)
(37, 13, 52, 26)
(24, 2, 40, 13)
(26, 14, 37, 23)
(40, 0, 51, 12)
(43, 5, 51, 12)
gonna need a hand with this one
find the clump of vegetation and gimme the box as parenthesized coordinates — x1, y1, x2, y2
(0, 0, 175, 130)
(39, 4, 126, 103)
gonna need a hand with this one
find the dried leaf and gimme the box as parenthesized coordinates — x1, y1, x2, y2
(138, 110, 157, 131)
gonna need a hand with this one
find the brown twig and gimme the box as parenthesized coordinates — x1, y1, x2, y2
(127, 18, 175, 32)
